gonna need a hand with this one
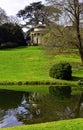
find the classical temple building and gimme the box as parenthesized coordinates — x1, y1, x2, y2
(30, 24, 47, 45)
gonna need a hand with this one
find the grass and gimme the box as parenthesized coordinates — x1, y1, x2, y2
(0, 46, 82, 84)
(0, 85, 49, 93)
(0, 46, 52, 81)
(0, 118, 83, 130)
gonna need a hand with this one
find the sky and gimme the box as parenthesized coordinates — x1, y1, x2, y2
(0, 0, 45, 16)
(0, 0, 82, 16)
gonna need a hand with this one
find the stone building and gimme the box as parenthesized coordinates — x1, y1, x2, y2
(30, 24, 47, 45)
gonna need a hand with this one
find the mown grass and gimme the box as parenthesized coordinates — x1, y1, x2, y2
(0, 46, 53, 81)
(0, 118, 83, 130)
(0, 46, 83, 84)
(0, 85, 49, 93)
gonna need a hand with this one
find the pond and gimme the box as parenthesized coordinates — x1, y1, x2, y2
(0, 89, 83, 128)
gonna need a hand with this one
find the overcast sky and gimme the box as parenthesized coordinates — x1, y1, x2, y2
(0, 0, 82, 17)
(0, 0, 44, 16)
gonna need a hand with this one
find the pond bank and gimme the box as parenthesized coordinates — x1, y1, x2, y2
(0, 118, 83, 130)
(0, 80, 78, 86)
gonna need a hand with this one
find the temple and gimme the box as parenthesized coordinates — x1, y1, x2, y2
(30, 24, 47, 45)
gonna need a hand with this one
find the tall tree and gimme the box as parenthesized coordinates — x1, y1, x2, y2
(17, 1, 61, 28)
(46, 0, 83, 64)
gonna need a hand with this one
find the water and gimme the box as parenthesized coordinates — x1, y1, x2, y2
(0, 89, 83, 128)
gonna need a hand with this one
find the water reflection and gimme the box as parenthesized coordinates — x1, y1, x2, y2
(0, 89, 82, 128)
(0, 109, 22, 128)
(0, 90, 42, 127)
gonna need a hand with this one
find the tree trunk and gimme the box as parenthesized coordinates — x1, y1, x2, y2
(76, 21, 83, 64)
(79, 48, 83, 65)
(77, 25, 83, 64)
(74, 0, 83, 64)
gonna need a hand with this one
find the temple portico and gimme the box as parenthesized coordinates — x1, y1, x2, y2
(30, 24, 47, 45)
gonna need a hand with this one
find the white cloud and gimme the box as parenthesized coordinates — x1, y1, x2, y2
(0, 0, 43, 16)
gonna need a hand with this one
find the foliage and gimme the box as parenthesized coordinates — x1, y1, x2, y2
(42, 23, 82, 52)
(49, 62, 72, 80)
(49, 85, 71, 98)
(42, 24, 68, 50)
(17, 1, 61, 28)
(17, 1, 44, 27)
(0, 23, 26, 48)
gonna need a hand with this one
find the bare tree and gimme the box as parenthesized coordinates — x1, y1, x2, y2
(46, 0, 83, 64)
(64, 0, 83, 63)
(8, 16, 20, 24)
(0, 7, 9, 24)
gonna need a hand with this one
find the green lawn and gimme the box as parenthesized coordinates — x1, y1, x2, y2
(0, 118, 83, 130)
(0, 85, 49, 93)
(0, 46, 82, 83)
(0, 46, 53, 81)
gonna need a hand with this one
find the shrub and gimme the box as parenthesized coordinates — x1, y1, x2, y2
(24, 81, 29, 85)
(49, 85, 71, 98)
(18, 81, 23, 85)
(49, 62, 72, 80)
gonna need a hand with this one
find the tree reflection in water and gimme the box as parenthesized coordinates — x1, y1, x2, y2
(0, 90, 82, 128)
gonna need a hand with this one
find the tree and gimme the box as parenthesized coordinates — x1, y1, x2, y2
(42, 23, 70, 55)
(45, 0, 83, 64)
(17, 1, 61, 28)
(8, 16, 20, 24)
(0, 23, 26, 48)
(0, 7, 21, 25)
(0, 7, 9, 25)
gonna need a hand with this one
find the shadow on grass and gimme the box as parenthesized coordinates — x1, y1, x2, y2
(0, 46, 28, 51)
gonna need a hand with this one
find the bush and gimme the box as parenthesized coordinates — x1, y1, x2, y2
(49, 85, 71, 98)
(18, 81, 23, 85)
(49, 62, 72, 80)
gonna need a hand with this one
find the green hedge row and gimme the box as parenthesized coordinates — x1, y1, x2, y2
(0, 81, 68, 85)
